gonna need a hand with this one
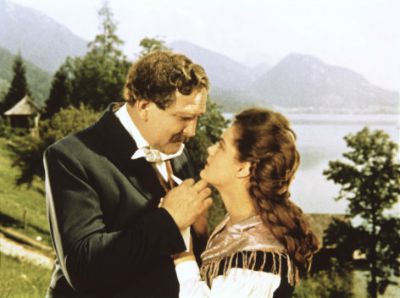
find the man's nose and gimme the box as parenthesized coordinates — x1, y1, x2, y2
(183, 119, 197, 138)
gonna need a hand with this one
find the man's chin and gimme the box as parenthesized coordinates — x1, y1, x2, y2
(161, 142, 183, 155)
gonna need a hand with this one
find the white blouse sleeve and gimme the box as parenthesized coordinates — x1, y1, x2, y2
(175, 260, 281, 298)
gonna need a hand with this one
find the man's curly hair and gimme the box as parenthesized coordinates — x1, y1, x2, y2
(123, 51, 209, 109)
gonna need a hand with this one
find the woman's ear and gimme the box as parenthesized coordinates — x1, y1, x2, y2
(236, 161, 251, 178)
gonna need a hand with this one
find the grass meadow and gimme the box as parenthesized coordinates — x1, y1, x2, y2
(0, 253, 51, 298)
(0, 138, 50, 245)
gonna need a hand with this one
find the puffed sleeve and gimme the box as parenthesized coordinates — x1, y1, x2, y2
(175, 260, 281, 298)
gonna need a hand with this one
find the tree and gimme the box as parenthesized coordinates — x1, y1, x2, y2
(7, 105, 101, 186)
(69, 2, 129, 110)
(43, 63, 73, 119)
(138, 37, 170, 57)
(88, 2, 124, 58)
(0, 79, 10, 101)
(1, 53, 31, 113)
(44, 2, 130, 113)
(323, 127, 400, 298)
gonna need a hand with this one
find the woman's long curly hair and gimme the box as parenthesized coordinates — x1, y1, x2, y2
(233, 108, 320, 278)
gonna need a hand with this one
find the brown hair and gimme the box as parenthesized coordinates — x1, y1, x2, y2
(123, 51, 209, 109)
(234, 108, 320, 278)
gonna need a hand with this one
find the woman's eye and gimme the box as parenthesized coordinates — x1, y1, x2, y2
(181, 117, 193, 121)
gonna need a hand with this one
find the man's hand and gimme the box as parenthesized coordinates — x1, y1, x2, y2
(161, 179, 213, 230)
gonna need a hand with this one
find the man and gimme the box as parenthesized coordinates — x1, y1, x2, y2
(44, 51, 212, 297)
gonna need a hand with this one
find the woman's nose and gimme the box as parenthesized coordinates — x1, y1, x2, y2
(207, 144, 216, 155)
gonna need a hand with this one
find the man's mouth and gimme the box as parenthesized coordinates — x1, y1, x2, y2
(170, 135, 187, 143)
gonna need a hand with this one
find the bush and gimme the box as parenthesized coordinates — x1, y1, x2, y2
(7, 105, 101, 186)
(294, 263, 353, 298)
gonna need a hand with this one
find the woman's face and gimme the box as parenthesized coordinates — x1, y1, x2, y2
(200, 125, 244, 187)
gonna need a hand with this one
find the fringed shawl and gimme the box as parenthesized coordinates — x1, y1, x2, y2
(200, 215, 297, 286)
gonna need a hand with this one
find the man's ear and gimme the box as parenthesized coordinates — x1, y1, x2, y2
(236, 161, 251, 178)
(136, 99, 152, 121)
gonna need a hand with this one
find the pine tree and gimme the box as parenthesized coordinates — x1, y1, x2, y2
(69, 2, 129, 110)
(43, 63, 72, 119)
(88, 2, 124, 57)
(1, 53, 31, 113)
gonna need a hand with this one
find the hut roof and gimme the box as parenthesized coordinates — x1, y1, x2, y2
(4, 95, 42, 116)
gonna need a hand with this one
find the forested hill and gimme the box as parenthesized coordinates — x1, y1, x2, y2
(0, 47, 52, 106)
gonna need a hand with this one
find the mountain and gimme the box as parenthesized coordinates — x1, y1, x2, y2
(168, 42, 399, 113)
(250, 53, 399, 112)
(169, 40, 271, 111)
(0, 46, 52, 105)
(170, 40, 268, 91)
(0, 0, 87, 73)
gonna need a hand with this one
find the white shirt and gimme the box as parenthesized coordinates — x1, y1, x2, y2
(115, 103, 191, 250)
(175, 260, 281, 298)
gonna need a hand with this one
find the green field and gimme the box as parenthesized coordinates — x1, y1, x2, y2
(0, 253, 52, 298)
(0, 138, 50, 245)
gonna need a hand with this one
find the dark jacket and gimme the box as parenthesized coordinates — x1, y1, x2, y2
(44, 105, 205, 297)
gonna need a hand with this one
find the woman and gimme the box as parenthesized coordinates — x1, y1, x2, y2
(174, 108, 320, 297)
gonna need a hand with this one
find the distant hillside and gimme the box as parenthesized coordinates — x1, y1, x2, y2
(0, 47, 52, 105)
(0, 0, 87, 73)
(250, 53, 399, 112)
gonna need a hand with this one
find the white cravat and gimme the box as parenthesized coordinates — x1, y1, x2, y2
(115, 103, 190, 251)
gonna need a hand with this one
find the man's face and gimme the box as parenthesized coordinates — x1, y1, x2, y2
(146, 88, 207, 154)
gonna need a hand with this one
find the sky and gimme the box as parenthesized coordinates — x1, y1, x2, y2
(11, 0, 400, 92)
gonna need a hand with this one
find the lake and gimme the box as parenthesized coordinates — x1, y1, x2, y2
(223, 113, 400, 214)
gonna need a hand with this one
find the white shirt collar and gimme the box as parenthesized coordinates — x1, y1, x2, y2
(115, 103, 148, 150)
(114, 103, 184, 161)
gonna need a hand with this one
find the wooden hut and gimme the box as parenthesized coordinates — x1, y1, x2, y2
(3, 95, 42, 130)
